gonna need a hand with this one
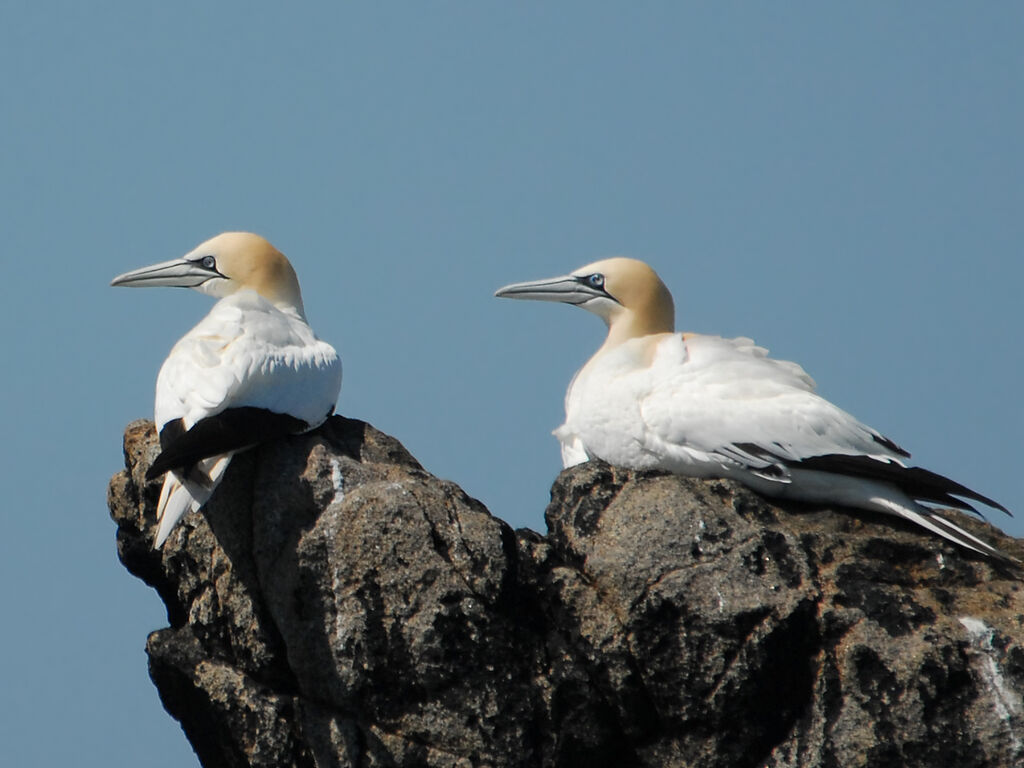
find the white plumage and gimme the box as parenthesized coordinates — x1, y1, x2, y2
(113, 232, 342, 547)
(497, 257, 1010, 559)
(559, 333, 878, 473)
(155, 291, 339, 430)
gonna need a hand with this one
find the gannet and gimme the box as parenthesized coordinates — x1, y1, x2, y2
(112, 232, 342, 547)
(496, 257, 1011, 558)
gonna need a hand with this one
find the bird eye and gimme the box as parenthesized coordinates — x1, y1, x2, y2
(201, 256, 216, 270)
(588, 273, 605, 288)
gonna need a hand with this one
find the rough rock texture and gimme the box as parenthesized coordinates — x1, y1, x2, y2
(109, 416, 1024, 768)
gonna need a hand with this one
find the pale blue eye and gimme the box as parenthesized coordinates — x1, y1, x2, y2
(589, 273, 604, 288)
(201, 256, 216, 270)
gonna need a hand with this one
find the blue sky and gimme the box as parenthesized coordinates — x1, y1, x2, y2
(1, 3, 1021, 765)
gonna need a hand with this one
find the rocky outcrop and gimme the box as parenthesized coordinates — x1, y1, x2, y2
(108, 417, 1024, 768)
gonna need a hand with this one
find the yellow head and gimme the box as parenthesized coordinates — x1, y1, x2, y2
(111, 232, 305, 316)
(496, 257, 675, 348)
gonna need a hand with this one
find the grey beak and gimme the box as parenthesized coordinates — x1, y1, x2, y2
(495, 275, 604, 306)
(111, 258, 219, 289)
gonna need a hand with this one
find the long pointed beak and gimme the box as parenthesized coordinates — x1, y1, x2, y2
(110, 258, 219, 288)
(494, 275, 603, 306)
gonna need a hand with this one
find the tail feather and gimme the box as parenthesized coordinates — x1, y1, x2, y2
(154, 474, 200, 548)
(871, 495, 1014, 562)
(922, 510, 1015, 562)
(152, 454, 233, 548)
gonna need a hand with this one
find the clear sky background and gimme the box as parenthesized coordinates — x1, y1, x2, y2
(1, 3, 1021, 765)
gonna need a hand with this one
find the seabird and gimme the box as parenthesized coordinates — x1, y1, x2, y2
(496, 257, 1011, 558)
(112, 232, 342, 547)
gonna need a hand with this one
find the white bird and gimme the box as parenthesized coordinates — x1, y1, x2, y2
(112, 232, 342, 547)
(496, 257, 1011, 558)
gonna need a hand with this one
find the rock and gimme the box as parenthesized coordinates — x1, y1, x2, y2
(108, 416, 1024, 767)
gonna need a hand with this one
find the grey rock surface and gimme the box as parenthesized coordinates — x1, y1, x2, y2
(108, 416, 1024, 767)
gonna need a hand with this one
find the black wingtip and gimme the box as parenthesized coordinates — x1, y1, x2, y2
(149, 407, 310, 479)
(791, 454, 1011, 518)
(872, 431, 911, 459)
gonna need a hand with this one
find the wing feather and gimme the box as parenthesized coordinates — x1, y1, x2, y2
(628, 334, 1004, 516)
(155, 291, 342, 433)
(637, 335, 903, 470)
(147, 407, 311, 480)
(790, 454, 1008, 515)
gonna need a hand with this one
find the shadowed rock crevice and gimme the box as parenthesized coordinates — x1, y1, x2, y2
(108, 417, 1024, 767)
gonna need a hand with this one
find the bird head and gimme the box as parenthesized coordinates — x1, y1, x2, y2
(111, 232, 305, 316)
(495, 257, 675, 347)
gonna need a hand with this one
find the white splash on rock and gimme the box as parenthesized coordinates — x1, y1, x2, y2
(694, 517, 706, 553)
(959, 616, 1022, 753)
(329, 457, 345, 506)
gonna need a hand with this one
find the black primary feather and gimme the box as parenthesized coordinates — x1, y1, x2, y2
(790, 453, 1010, 516)
(871, 431, 910, 458)
(147, 406, 309, 481)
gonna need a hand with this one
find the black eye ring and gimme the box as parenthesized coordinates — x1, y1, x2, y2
(201, 255, 216, 270)
(588, 273, 604, 288)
